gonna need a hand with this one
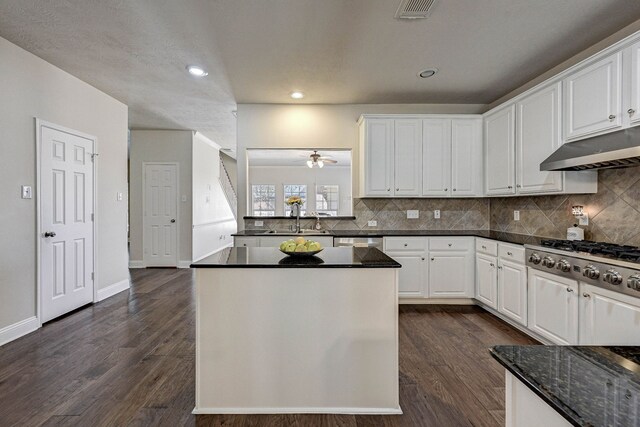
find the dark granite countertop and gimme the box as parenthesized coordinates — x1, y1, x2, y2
(190, 247, 401, 269)
(233, 229, 545, 246)
(491, 345, 640, 427)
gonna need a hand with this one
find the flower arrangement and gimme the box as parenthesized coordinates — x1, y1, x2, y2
(285, 196, 304, 206)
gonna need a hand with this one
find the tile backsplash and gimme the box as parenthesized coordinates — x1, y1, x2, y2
(243, 166, 640, 244)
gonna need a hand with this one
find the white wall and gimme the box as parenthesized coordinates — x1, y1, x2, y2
(236, 103, 484, 229)
(129, 130, 193, 265)
(192, 133, 236, 261)
(248, 166, 352, 216)
(0, 36, 129, 335)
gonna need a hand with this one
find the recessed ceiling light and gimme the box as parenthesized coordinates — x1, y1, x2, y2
(187, 65, 208, 77)
(290, 91, 304, 99)
(418, 68, 438, 78)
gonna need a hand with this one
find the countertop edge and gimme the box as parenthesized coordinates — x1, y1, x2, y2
(189, 264, 401, 269)
(489, 348, 582, 427)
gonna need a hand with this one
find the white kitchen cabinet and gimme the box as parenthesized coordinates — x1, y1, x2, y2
(563, 51, 623, 140)
(422, 119, 451, 197)
(429, 239, 474, 298)
(451, 119, 482, 196)
(484, 104, 516, 196)
(360, 118, 394, 196)
(516, 82, 563, 194)
(393, 119, 423, 196)
(386, 252, 427, 298)
(498, 258, 528, 326)
(579, 283, 640, 345)
(234, 237, 259, 247)
(475, 253, 498, 309)
(629, 40, 640, 126)
(528, 269, 579, 345)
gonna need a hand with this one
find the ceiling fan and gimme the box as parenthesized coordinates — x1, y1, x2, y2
(305, 150, 337, 168)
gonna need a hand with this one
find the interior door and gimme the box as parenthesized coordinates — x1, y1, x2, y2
(422, 119, 451, 196)
(394, 119, 422, 196)
(451, 118, 481, 196)
(144, 163, 178, 267)
(40, 123, 94, 322)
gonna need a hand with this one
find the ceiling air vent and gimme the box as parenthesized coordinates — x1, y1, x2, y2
(394, 0, 437, 19)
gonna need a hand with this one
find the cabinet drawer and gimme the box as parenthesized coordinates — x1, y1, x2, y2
(498, 243, 525, 263)
(476, 238, 498, 256)
(429, 237, 473, 251)
(384, 237, 427, 251)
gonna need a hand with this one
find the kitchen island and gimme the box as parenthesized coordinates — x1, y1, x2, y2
(190, 246, 402, 415)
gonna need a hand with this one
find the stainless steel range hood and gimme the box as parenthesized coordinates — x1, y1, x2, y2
(540, 127, 640, 171)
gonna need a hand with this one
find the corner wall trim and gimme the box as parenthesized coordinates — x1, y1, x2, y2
(129, 260, 145, 269)
(0, 316, 39, 347)
(178, 261, 192, 269)
(96, 279, 130, 302)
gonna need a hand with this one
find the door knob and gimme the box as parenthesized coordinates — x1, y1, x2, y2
(44, 231, 56, 238)
(170, 219, 176, 223)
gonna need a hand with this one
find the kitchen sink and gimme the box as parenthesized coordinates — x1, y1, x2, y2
(259, 229, 330, 235)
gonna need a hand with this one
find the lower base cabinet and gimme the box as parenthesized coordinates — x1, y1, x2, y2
(498, 259, 527, 326)
(386, 252, 427, 298)
(429, 251, 474, 298)
(476, 253, 498, 309)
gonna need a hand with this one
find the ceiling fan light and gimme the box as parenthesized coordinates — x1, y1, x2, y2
(318, 160, 324, 168)
(307, 160, 313, 168)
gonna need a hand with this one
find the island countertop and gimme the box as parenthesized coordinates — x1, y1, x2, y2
(491, 345, 640, 427)
(190, 246, 402, 268)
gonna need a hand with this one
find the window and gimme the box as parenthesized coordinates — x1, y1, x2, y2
(284, 184, 307, 216)
(251, 184, 276, 216)
(316, 185, 339, 216)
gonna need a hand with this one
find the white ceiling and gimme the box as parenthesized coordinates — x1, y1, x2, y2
(1, 0, 640, 150)
(247, 149, 352, 167)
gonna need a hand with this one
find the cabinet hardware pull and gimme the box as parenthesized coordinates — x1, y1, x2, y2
(490, 263, 495, 267)
(516, 184, 521, 188)
(387, 188, 390, 191)
(609, 114, 616, 120)
(404, 243, 408, 247)
(507, 251, 513, 256)
(448, 243, 452, 247)
(431, 258, 435, 261)
(582, 293, 591, 298)
(507, 185, 513, 189)
(453, 188, 456, 191)
(566, 288, 574, 293)
(444, 188, 448, 191)
(498, 266, 503, 269)
(482, 245, 487, 249)
(421, 258, 425, 261)
(396, 188, 399, 191)
(629, 108, 636, 115)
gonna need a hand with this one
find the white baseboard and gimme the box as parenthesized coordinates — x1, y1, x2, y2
(96, 278, 130, 302)
(192, 406, 403, 415)
(178, 260, 192, 269)
(399, 298, 475, 305)
(0, 316, 39, 347)
(129, 260, 145, 268)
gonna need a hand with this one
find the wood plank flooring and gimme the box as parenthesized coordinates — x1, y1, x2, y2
(0, 268, 537, 426)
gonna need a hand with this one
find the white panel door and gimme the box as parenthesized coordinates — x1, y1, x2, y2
(629, 41, 640, 126)
(579, 283, 640, 345)
(429, 251, 474, 298)
(484, 105, 516, 195)
(422, 119, 451, 197)
(475, 254, 497, 309)
(364, 119, 394, 196)
(564, 51, 622, 140)
(386, 252, 426, 298)
(516, 82, 563, 194)
(394, 119, 422, 196)
(40, 124, 94, 322)
(527, 269, 578, 345)
(144, 164, 178, 267)
(451, 118, 482, 196)
(498, 259, 528, 326)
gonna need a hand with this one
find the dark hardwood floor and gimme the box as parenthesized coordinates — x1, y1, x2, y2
(0, 268, 537, 427)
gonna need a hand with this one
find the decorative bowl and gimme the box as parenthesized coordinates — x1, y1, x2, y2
(279, 248, 324, 257)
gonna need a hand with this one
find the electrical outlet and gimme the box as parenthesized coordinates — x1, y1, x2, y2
(21, 185, 32, 199)
(254, 220, 264, 227)
(367, 220, 377, 227)
(514, 210, 520, 221)
(578, 214, 589, 226)
(407, 210, 419, 219)
(434, 210, 441, 219)
(117, 192, 123, 201)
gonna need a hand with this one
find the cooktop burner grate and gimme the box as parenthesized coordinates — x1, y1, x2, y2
(540, 239, 640, 260)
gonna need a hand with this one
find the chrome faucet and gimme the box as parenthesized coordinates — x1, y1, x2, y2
(294, 204, 301, 233)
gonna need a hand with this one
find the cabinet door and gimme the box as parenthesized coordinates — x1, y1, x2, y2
(563, 51, 622, 140)
(422, 119, 451, 197)
(394, 119, 423, 196)
(363, 119, 394, 196)
(484, 105, 516, 195)
(527, 269, 578, 345)
(429, 251, 474, 298)
(629, 41, 640, 126)
(516, 82, 563, 194)
(386, 251, 426, 298)
(451, 119, 482, 196)
(475, 254, 497, 309)
(579, 283, 640, 345)
(498, 259, 528, 326)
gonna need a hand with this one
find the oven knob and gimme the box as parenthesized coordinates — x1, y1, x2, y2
(528, 253, 541, 265)
(603, 269, 623, 285)
(582, 265, 600, 280)
(556, 259, 571, 272)
(542, 256, 556, 268)
(627, 274, 640, 291)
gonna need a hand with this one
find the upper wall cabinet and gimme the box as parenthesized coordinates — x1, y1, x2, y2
(484, 105, 516, 196)
(563, 52, 623, 141)
(629, 40, 640, 126)
(423, 118, 482, 197)
(359, 117, 421, 197)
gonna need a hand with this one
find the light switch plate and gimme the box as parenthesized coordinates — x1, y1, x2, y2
(407, 210, 419, 219)
(367, 220, 377, 227)
(255, 220, 264, 227)
(117, 192, 123, 201)
(514, 210, 520, 221)
(21, 185, 32, 199)
(434, 210, 441, 219)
